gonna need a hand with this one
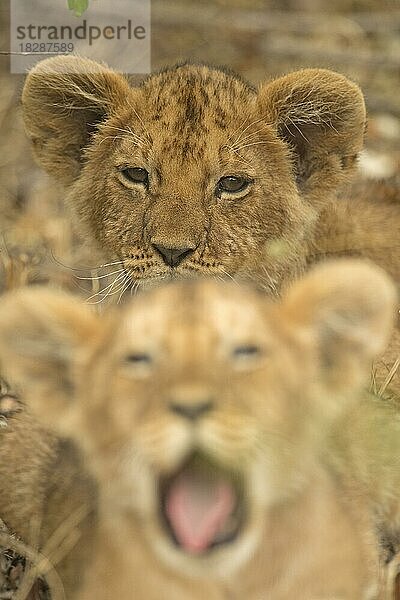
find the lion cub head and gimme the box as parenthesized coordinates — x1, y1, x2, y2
(0, 260, 394, 578)
(22, 58, 365, 291)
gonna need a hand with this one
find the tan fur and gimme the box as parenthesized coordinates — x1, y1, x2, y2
(22, 57, 400, 396)
(0, 260, 398, 598)
(0, 308, 98, 596)
(0, 412, 97, 597)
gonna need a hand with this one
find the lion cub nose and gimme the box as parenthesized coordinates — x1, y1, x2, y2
(169, 400, 214, 421)
(152, 244, 194, 268)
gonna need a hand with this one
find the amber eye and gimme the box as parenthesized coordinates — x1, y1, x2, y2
(216, 176, 251, 197)
(119, 167, 149, 186)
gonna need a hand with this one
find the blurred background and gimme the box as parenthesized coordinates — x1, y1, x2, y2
(0, 0, 399, 292)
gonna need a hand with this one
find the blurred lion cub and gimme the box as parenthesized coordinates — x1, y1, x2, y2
(0, 259, 398, 599)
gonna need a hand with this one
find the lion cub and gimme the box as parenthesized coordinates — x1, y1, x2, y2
(22, 56, 400, 397)
(0, 260, 398, 599)
(22, 57, 400, 291)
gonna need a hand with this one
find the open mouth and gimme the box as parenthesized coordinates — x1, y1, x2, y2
(160, 453, 245, 556)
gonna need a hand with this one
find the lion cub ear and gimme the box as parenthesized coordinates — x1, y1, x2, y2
(280, 260, 397, 392)
(0, 287, 99, 430)
(257, 69, 366, 205)
(22, 56, 132, 186)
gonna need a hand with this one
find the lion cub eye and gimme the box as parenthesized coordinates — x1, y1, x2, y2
(232, 345, 261, 359)
(119, 167, 149, 187)
(122, 352, 153, 378)
(216, 176, 251, 198)
(124, 352, 152, 365)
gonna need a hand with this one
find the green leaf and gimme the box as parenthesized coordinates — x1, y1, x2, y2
(67, 0, 89, 17)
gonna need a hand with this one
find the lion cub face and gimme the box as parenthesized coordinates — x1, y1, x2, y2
(0, 260, 395, 579)
(22, 58, 365, 291)
(81, 281, 312, 576)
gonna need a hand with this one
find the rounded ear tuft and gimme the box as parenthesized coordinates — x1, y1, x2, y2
(281, 259, 397, 388)
(257, 69, 366, 204)
(0, 286, 99, 429)
(22, 56, 132, 185)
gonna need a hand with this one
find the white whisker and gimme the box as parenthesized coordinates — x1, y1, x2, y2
(75, 268, 124, 281)
(98, 261, 125, 268)
(226, 146, 254, 169)
(117, 275, 132, 304)
(231, 127, 268, 148)
(85, 271, 126, 303)
(230, 117, 268, 148)
(106, 125, 145, 144)
(219, 267, 239, 285)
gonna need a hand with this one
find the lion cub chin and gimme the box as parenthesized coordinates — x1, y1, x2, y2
(0, 259, 398, 599)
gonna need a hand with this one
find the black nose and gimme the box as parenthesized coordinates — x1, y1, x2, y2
(169, 400, 214, 421)
(152, 244, 194, 268)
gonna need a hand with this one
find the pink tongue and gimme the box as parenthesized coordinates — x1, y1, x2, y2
(165, 470, 235, 555)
